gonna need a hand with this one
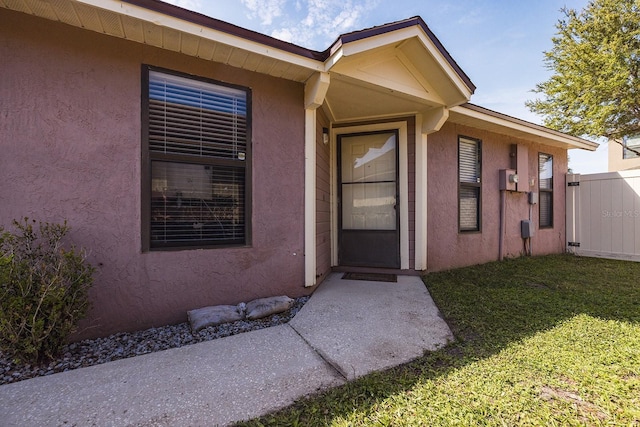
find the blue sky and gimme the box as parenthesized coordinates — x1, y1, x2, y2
(164, 0, 606, 173)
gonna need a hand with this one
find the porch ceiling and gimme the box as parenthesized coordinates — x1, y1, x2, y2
(324, 73, 443, 123)
(0, 0, 322, 83)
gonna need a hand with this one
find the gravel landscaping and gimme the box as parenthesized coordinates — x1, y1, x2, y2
(1, 296, 309, 386)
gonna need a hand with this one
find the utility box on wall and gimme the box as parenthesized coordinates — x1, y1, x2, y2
(499, 169, 518, 191)
(521, 220, 534, 238)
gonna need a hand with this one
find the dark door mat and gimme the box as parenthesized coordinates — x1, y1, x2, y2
(342, 272, 397, 282)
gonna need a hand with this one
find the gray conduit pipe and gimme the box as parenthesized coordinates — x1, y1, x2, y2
(499, 190, 506, 261)
(528, 201, 533, 256)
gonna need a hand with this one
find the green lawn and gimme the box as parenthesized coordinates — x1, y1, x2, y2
(237, 254, 640, 426)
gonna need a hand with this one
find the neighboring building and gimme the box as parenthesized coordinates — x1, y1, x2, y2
(609, 135, 640, 171)
(0, 0, 598, 339)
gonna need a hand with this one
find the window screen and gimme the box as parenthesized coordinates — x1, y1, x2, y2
(539, 153, 553, 228)
(459, 137, 481, 232)
(144, 68, 250, 249)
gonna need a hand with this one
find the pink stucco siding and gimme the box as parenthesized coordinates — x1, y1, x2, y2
(1, 9, 309, 339)
(427, 122, 568, 271)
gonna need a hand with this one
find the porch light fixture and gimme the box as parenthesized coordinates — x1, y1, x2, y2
(322, 127, 329, 145)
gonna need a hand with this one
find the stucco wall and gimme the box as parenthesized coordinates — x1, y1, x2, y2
(427, 122, 568, 272)
(0, 9, 308, 339)
(608, 139, 640, 171)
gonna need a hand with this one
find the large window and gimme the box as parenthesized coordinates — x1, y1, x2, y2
(623, 135, 640, 159)
(539, 153, 553, 228)
(458, 136, 481, 232)
(143, 67, 251, 249)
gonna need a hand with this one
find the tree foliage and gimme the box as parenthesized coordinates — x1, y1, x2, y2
(526, 0, 640, 139)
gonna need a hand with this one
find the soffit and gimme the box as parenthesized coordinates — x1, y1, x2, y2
(450, 104, 599, 151)
(0, 0, 322, 82)
(325, 74, 442, 123)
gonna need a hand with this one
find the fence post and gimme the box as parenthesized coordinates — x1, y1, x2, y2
(566, 173, 580, 254)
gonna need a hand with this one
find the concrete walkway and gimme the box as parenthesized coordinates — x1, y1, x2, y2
(0, 273, 453, 426)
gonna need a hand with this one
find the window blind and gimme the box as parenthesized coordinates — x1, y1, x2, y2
(145, 68, 250, 249)
(539, 192, 552, 228)
(148, 70, 247, 160)
(539, 153, 553, 228)
(459, 138, 480, 183)
(459, 186, 479, 231)
(150, 162, 245, 245)
(459, 137, 481, 232)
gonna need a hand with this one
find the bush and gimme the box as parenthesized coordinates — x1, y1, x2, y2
(0, 218, 95, 363)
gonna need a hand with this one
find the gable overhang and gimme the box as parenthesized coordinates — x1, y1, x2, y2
(0, 0, 325, 82)
(450, 104, 599, 151)
(323, 18, 475, 123)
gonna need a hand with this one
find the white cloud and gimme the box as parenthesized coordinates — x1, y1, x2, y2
(271, 28, 294, 43)
(241, 0, 286, 26)
(263, 0, 380, 49)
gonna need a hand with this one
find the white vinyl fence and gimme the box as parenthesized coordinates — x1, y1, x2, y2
(566, 171, 640, 261)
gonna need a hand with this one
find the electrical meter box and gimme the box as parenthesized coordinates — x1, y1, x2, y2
(499, 169, 518, 191)
(521, 220, 534, 238)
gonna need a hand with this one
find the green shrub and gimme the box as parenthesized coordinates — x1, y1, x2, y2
(0, 218, 95, 363)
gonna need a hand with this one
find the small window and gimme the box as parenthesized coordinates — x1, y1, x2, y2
(539, 153, 553, 228)
(142, 67, 251, 250)
(459, 136, 481, 232)
(623, 135, 640, 159)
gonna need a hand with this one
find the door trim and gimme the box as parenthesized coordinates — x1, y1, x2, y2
(331, 121, 409, 269)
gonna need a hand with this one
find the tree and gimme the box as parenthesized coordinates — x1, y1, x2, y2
(526, 0, 640, 140)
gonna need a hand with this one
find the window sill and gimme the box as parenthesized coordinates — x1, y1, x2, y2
(144, 242, 251, 253)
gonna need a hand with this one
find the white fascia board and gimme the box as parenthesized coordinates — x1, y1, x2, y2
(414, 31, 473, 101)
(451, 105, 599, 151)
(340, 27, 419, 56)
(324, 27, 418, 72)
(324, 46, 344, 72)
(76, 0, 324, 72)
(326, 26, 473, 102)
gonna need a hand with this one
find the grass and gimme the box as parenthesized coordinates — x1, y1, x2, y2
(236, 254, 640, 426)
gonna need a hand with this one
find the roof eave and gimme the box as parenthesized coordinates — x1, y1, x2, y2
(121, 0, 326, 61)
(329, 16, 475, 94)
(451, 104, 599, 151)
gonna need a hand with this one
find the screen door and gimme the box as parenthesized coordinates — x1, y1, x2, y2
(338, 131, 399, 268)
